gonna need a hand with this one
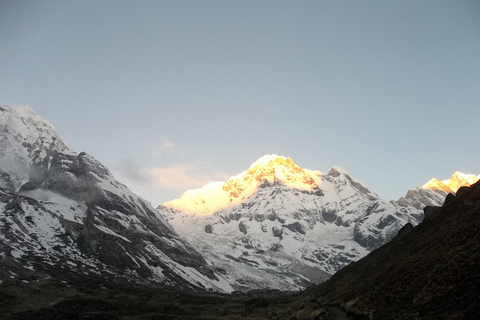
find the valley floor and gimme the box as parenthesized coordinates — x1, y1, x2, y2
(0, 269, 361, 320)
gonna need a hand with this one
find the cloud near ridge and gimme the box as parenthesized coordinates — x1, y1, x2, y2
(146, 164, 230, 191)
(115, 159, 230, 198)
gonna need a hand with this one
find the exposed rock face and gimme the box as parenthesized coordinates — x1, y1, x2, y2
(296, 180, 480, 319)
(271, 226, 283, 239)
(238, 221, 248, 234)
(204, 224, 214, 233)
(283, 221, 306, 235)
(0, 105, 230, 292)
(396, 187, 448, 210)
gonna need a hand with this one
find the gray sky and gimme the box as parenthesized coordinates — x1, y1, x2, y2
(1, 0, 479, 206)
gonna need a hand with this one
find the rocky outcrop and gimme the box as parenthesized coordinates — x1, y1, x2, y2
(283, 221, 306, 234)
(204, 224, 214, 233)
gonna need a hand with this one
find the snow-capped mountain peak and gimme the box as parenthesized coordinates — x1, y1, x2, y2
(327, 165, 349, 176)
(222, 154, 320, 196)
(0, 105, 72, 151)
(158, 155, 403, 290)
(0, 105, 73, 190)
(422, 171, 480, 193)
(163, 154, 321, 216)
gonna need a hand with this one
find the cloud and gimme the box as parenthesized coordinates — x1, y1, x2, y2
(113, 139, 231, 205)
(116, 159, 151, 185)
(114, 159, 231, 204)
(161, 141, 174, 149)
(152, 139, 176, 157)
(147, 164, 228, 191)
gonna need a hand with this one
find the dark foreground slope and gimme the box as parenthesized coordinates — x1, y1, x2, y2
(0, 266, 297, 320)
(290, 181, 480, 319)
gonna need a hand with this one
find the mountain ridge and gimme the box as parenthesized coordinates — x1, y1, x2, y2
(0, 105, 231, 293)
(164, 154, 322, 216)
(2, 104, 478, 294)
(158, 154, 478, 291)
(423, 171, 480, 193)
(288, 178, 480, 319)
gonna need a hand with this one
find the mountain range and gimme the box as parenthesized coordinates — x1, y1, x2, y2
(1, 104, 479, 296)
(286, 175, 480, 319)
(158, 154, 478, 291)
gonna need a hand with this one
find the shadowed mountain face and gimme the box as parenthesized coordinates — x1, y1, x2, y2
(289, 180, 480, 319)
(0, 105, 230, 293)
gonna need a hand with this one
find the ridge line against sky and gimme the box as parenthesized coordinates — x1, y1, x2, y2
(1, 0, 479, 206)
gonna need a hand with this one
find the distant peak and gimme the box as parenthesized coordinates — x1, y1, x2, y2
(423, 172, 480, 193)
(10, 104, 35, 113)
(245, 155, 298, 174)
(163, 155, 321, 215)
(238, 155, 318, 187)
(328, 166, 349, 176)
(250, 154, 289, 166)
(0, 104, 74, 157)
(253, 154, 282, 161)
(1, 104, 37, 119)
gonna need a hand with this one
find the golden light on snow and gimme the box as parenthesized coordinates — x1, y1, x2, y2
(422, 172, 480, 193)
(163, 155, 322, 216)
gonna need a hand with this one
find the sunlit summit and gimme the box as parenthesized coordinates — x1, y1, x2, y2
(163, 155, 321, 216)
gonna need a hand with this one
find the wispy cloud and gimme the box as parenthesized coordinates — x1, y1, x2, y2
(116, 159, 150, 185)
(113, 159, 230, 205)
(161, 141, 175, 150)
(147, 164, 226, 191)
(152, 139, 176, 157)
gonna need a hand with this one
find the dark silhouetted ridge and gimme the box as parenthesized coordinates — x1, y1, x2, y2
(292, 180, 480, 319)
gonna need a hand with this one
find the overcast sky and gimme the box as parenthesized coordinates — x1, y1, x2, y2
(1, 0, 479, 206)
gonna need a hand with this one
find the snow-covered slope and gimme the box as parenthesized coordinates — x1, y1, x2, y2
(0, 105, 231, 292)
(0, 105, 72, 190)
(423, 172, 480, 194)
(396, 172, 480, 210)
(158, 155, 478, 291)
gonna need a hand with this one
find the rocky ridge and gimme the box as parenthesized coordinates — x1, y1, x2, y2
(290, 179, 480, 319)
